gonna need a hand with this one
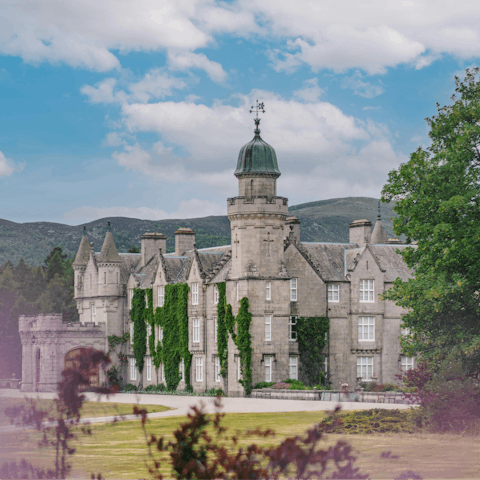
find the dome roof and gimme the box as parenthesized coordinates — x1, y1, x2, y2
(234, 120, 280, 177)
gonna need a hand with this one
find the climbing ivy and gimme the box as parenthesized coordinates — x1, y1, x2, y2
(296, 316, 329, 386)
(145, 288, 155, 359)
(130, 289, 147, 376)
(216, 283, 228, 377)
(107, 333, 129, 353)
(153, 283, 192, 391)
(235, 297, 253, 395)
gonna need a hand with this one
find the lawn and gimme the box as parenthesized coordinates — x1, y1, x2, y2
(1, 404, 480, 479)
(0, 398, 171, 426)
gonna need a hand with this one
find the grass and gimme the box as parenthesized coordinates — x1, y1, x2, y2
(0, 398, 171, 427)
(2, 405, 480, 479)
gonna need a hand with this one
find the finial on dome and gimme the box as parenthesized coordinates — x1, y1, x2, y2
(377, 200, 381, 220)
(83, 226, 87, 236)
(249, 100, 265, 135)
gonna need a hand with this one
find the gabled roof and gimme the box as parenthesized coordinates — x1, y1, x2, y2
(97, 231, 121, 263)
(369, 244, 413, 282)
(118, 253, 141, 284)
(296, 243, 358, 281)
(73, 235, 91, 267)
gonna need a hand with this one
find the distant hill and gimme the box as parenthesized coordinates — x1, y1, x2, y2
(0, 197, 398, 266)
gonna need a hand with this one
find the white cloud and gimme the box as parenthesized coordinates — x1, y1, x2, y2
(62, 199, 225, 223)
(168, 51, 228, 83)
(342, 72, 384, 98)
(81, 70, 188, 105)
(0, 151, 24, 177)
(104, 89, 404, 201)
(5, 0, 480, 77)
(293, 78, 324, 102)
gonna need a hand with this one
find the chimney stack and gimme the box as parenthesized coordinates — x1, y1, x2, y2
(175, 228, 196, 256)
(285, 216, 301, 244)
(141, 233, 167, 267)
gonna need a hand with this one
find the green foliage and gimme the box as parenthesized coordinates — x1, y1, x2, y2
(127, 246, 140, 253)
(105, 365, 122, 387)
(254, 381, 276, 389)
(235, 297, 253, 395)
(153, 283, 191, 391)
(206, 387, 225, 396)
(145, 288, 155, 361)
(131, 289, 147, 376)
(360, 382, 400, 392)
(321, 408, 419, 434)
(296, 316, 329, 386)
(123, 384, 138, 392)
(45, 250, 65, 283)
(382, 68, 480, 363)
(216, 283, 228, 377)
(107, 333, 129, 352)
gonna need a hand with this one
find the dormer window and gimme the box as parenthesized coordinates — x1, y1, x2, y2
(192, 283, 199, 305)
(359, 280, 374, 302)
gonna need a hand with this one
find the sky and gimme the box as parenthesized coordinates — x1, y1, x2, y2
(0, 0, 479, 226)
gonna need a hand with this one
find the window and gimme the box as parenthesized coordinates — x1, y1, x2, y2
(179, 359, 185, 382)
(158, 285, 164, 307)
(193, 318, 200, 343)
(265, 356, 272, 382)
(324, 356, 328, 374)
(192, 283, 199, 305)
(401, 356, 414, 371)
(289, 316, 297, 341)
(147, 324, 152, 338)
(289, 356, 298, 380)
(159, 327, 164, 342)
(130, 323, 134, 344)
(358, 316, 375, 341)
(91, 304, 96, 323)
(359, 279, 374, 302)
(237, 356, 242, 381)
(214, 317, 218, 344)
(214, 285, 219, 305)
(290, 278, 297, 301)
(266, 281, 271, 301)
(328, 284, 339, 302)
(129, 289, 134, 308)
(357, 356, 373, 381)
(161, 363, 166, 382)
(104, 271, 107, 285)
(130, 358, 137, 381)
(196, 357, 203, 382)
(215, 357, 221, 383)
(265, 315, 272, 341)
(146, 357, 152, 381)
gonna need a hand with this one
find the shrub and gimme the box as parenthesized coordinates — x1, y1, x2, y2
(254, 381, 275, 389)
(321, 408, 419, 434)
(400, 351, 480, 433)
(206, 388, 225, 396)
(123, 383, 137, 392)
(105, 365, 122, 388)
(271, 382, 291, 389)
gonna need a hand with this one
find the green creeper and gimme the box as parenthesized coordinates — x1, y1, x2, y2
(130, 289, 147, 383)
(382, 68, 480, 366)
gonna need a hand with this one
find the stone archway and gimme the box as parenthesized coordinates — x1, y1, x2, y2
(35, 349, 41, 391)
(64, 348, 99, 387)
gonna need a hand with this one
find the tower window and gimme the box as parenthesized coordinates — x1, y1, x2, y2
(290, 278, 297, 302)
(91, 304, 96, 323)
(193, 318, 200, 343)
(266, 281, 271, 301)
(104, 272, 107, 285)
(265, 315, 272, 342)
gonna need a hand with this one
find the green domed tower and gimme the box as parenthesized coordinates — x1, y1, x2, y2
(234, 118, 281, 178)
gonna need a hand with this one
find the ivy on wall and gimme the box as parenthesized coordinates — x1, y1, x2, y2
(216, 282, 228, 376)
(235, 297, 253, 395)
(296, 316, 329, 386)
(153, 283, 192, 391)
(145, 288, 155, 360)
(130, 289, 147, 376)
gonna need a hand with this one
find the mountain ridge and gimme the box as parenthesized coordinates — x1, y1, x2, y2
(0, 197, 398, 266)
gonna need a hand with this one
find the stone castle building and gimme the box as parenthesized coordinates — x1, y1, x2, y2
(20, 117, 413, 394)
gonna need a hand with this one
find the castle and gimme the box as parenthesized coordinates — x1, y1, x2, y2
(19, 114, 413, 394)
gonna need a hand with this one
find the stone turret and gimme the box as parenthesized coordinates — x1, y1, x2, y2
(371, 201, 388, 244)
(73, 228, 90, 297)
(228, 115, 288, 279)
(349, 219, 372, 248)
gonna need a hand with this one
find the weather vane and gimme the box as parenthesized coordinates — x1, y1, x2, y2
(249, 100, 265, 133)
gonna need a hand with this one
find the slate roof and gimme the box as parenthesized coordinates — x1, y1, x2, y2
(97, 231, 121, 263)
(297, 243, 358, 281)
(118, 253, 141, 284)
(73, 235, 91, 267)
(369, 244, 414, 281)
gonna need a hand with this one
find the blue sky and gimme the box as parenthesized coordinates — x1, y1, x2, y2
(0, 0, 478, 225)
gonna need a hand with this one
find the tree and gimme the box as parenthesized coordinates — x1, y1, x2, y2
(128, 246, 140, 253)
(44, 246, 67, 268)
(382, 68, 480, 365)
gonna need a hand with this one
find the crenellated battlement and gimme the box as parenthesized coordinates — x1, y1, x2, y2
(19, 314, 106, 334)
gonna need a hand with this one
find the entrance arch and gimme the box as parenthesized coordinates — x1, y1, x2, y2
(64, 348, 99, 387)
